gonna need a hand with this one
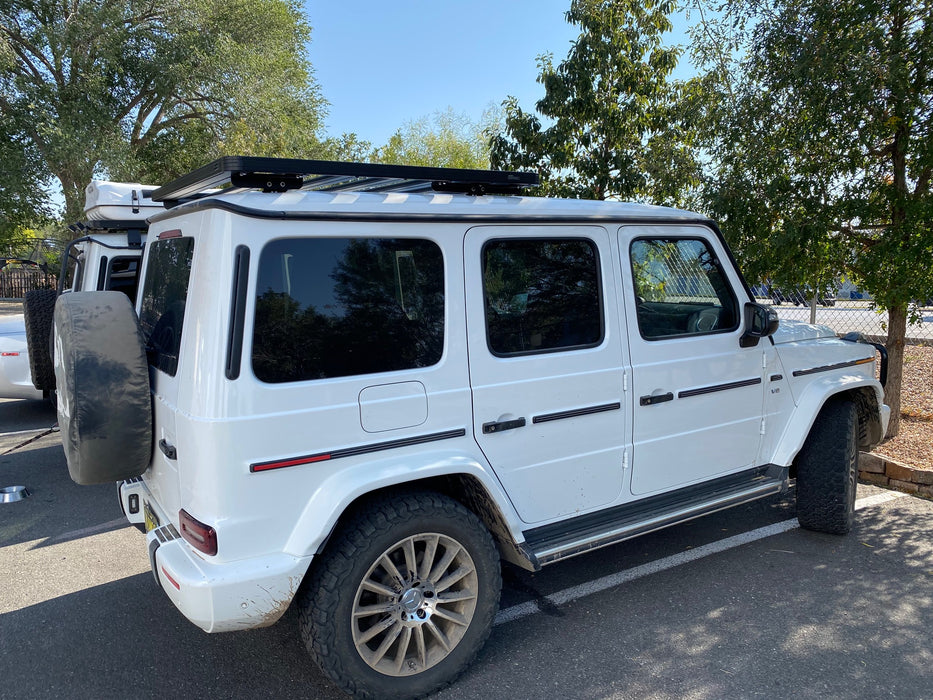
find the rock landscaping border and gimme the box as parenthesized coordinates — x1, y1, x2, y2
(859, 451, 933, 499)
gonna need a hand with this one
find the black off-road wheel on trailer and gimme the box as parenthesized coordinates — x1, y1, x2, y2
(54, 291, 152, 485)
(297, 492, 502, 699)
(795, 398, 859, 535)
(23, 288, 58, 391)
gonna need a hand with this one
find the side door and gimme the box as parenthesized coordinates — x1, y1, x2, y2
(620, 225, 766, 496)
(465, 226, 630, 525)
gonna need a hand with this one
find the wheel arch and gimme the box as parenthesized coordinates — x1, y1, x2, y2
(773, 377, 886, 476)
(286, 460, 537, 573)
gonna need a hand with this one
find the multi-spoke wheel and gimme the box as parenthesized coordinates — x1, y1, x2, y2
(298, 492, 501, 699)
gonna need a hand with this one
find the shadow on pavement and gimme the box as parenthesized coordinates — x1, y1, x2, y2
(0, 442, 123, 549)
(442, 500, 933, 700)
(0, 574, 346, 699)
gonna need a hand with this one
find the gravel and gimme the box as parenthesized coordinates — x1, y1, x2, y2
(875, 344, 933, 471)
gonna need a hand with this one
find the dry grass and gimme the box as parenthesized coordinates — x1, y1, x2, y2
(875, 345, 933, 470)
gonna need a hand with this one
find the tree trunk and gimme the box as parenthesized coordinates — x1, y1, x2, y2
(60, 178, 87, 227)
(883, 302, 907, 438)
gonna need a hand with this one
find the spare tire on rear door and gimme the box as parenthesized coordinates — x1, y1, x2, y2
(23, 288, 58, 392)
(54, 291, 152, 485)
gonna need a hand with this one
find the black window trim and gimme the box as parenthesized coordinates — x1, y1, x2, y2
(96, 255, 109, 291)
(628, 234, 741, 342)
(226, 245, 251, 380)
(481, 235, 606, 359)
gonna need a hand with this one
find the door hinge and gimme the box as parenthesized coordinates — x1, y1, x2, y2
(762, 351, 768, 369)
(623, 371, 629, 392)
(760, 417, 766, 436)
(622, 449, 629, 471)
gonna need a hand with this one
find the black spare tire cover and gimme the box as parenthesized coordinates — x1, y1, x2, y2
(23, 288, 58, 391)
(54, 291, 152, 485)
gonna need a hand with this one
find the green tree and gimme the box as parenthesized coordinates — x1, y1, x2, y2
(692, 0, 933, 436)
(489, 0, 701, 206)
(375, 108, 492, 169)
(0, 115, 50, 244)
(0, 0, 325, 220)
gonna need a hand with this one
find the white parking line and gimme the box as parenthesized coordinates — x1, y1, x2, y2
(0, 427, 55, 437)
(494, 490, 907, 626)
(49, 518, 130, 543)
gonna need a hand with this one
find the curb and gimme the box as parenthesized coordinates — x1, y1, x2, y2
(859, 451, 933, 498)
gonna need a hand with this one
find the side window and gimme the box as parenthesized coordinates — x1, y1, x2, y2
(105, 256, 141, 301)
(139, 237, 195, 376)
(483, 238, 602, 356)
(630, 238, 738, 339)
(252, 238, 444, 383)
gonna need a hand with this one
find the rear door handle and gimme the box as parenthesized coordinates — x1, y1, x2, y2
(482, 417, 526, 434)
(158, 439, 177, 460)
(640, 392, 674, 406)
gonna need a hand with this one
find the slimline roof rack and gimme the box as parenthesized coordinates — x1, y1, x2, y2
(150, 156, 539, 205)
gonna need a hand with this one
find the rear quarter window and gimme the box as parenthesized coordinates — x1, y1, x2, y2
(252, 237, 445, 383)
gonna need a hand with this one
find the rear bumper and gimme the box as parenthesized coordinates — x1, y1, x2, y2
(119, 479, 312, 633)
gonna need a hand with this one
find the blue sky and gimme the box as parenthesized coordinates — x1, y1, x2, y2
(305, 1, 696, 146)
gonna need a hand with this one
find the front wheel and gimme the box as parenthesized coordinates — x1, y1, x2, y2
(795, 398, 859, 534)
(298, 492, 501, 699)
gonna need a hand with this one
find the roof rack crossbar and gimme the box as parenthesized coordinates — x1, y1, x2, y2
(151, 156, 538, 203)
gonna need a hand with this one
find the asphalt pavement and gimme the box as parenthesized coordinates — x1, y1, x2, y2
(1, 397, 932, 699)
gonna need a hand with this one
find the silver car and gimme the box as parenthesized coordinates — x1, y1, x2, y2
(0, 313, 43, 401)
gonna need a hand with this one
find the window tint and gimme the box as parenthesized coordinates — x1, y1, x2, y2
(252, 238, 444, 383)
(483, 239, 602, 355)
(630, 238, 738, 339)
(139, 237, 195, 376)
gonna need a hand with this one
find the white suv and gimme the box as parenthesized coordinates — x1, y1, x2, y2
(53, 157, 889, 698)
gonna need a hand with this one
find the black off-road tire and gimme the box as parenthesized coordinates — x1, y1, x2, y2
(54, 291, 152, 485)
(23, 288, 58, 391)
(297, 492, 501, 699)
(795, 398, 859, 535)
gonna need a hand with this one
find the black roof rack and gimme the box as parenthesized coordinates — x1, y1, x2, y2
(68, 220, 150, 234)
(150, 156, 539, 204)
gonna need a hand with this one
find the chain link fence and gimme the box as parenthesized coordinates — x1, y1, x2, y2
(752, 285, 933, 345)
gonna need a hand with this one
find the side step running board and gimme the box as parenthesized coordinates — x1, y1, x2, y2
(524, 465, 788, 567)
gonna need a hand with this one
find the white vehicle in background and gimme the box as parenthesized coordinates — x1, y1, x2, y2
(19, 181, 157, 395)
(0, 312, 44, 400)
(53, 157, 890, 699)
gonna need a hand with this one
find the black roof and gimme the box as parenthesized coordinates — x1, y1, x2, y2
(150, 156, 539, 204)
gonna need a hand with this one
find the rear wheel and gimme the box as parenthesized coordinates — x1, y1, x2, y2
(795, 398, 858, 534)
(298, 492, 501, 699)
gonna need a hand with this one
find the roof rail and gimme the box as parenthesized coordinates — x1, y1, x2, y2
(150, 156, 539, 204)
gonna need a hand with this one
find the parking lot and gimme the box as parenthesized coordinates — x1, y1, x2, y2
(2, 396, 932, 699)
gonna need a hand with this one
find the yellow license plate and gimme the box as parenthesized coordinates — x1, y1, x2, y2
(144, 502, 160, 532)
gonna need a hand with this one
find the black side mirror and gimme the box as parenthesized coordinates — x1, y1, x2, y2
(740, 302, 779, 348)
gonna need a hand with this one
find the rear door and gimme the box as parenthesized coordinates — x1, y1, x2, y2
(137, 232, 196, 520)
(619, 225, 765, 495)
(465, 226, 630, 524)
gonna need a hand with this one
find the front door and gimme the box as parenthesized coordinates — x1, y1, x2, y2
(619, 225, 766, 495)
(465, 226, 629, 524)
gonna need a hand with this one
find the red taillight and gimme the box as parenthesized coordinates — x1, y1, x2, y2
(179, 509, 217, 556)
(1, 352, 19, 357)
